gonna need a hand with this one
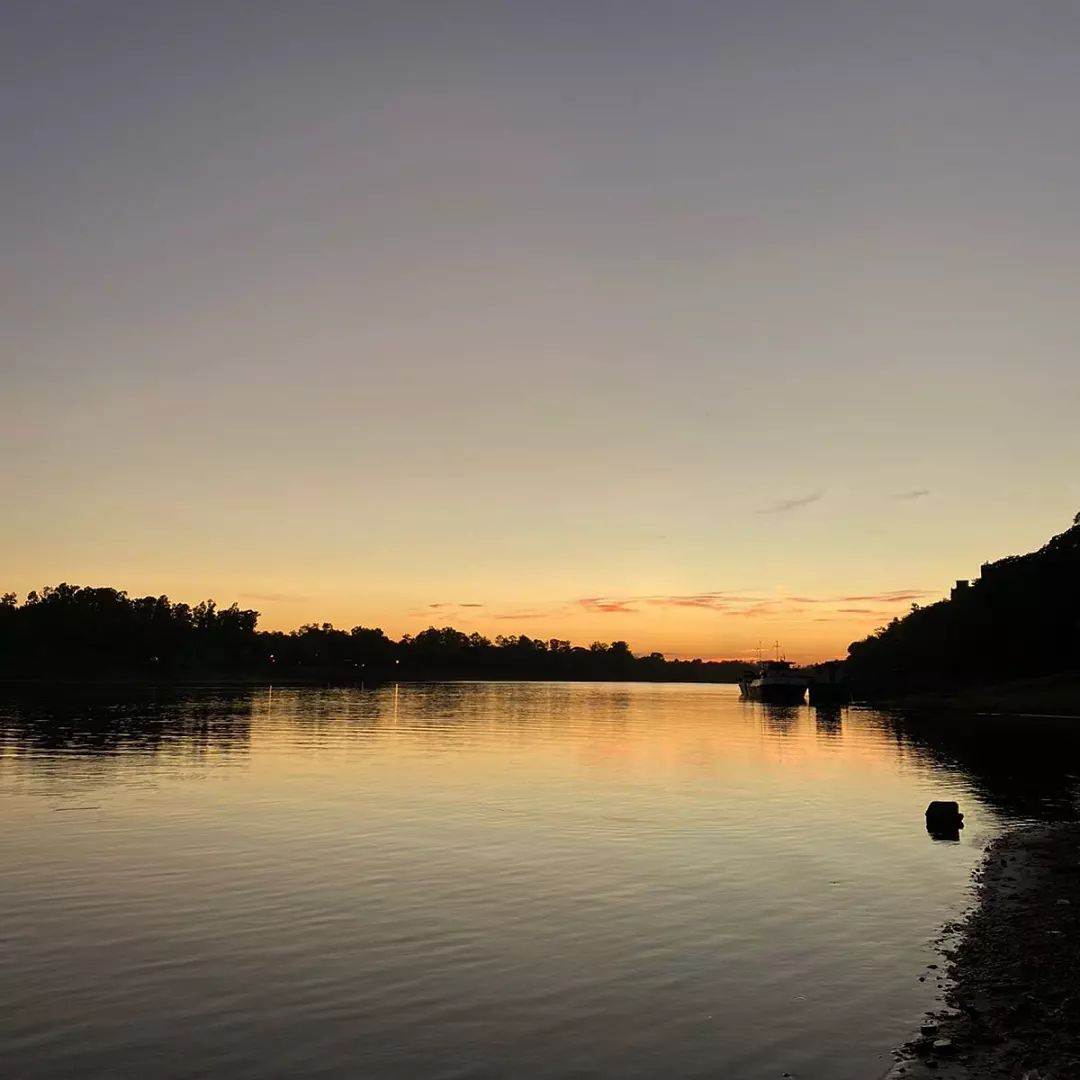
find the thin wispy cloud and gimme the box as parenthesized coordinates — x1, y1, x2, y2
(569, 587, 933, 620)
(892, 489, 930, 500)
(645, 593, 728, 611)
(786, 590, 932, 605)
(476, 585, 936, 630)
(838, 590, 930, 603)
(756, 489, 825, 515)
(578, 598, 639, 614)
(642, 591, 769, 609)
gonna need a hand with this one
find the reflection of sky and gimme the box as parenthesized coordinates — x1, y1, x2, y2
(6, 3, 1080, 660)
(0, 683, 1005, 1079)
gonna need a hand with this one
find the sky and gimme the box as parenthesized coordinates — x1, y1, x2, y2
(5, 1, 1079, 662)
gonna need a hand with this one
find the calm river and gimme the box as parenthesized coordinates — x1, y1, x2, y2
(1, 682, 1070, 1079)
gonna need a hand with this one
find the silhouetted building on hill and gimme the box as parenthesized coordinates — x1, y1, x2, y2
(848, 513, 1080, 696)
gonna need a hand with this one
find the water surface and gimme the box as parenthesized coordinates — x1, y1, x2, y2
(0, 682, 1061, 1079)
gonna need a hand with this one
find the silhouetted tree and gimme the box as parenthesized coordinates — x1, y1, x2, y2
(0, 585, 755, 684)
(847, 514, 1080, 695)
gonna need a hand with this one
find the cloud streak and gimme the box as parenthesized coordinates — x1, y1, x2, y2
(579, 592, 774, 615)
(645, 593, 729, 611)
(838, 590, 929, 603)
(756, 489, 825, 515)
(892, 489, 930, 500)
(578, 598, 639, 614)
(570, 587, 934, 618)
(413, 587, 937, 628)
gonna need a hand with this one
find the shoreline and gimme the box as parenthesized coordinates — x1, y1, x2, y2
(868, 672, 1080, 718)
(882, 823, 1080, 1079)
(0, 674, 746, 688)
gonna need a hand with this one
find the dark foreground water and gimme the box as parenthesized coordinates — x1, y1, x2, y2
(1, 682, 1075, 1080)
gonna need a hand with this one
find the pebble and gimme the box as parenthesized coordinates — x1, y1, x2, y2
(921, 1021, 939, 1037)
(933, 1038, 954, 1054)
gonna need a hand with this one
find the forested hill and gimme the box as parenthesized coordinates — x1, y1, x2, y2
(0, 586, 752, 684)
(847, 514, 1080, 696)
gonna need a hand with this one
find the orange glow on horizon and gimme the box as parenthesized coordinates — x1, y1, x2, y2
(0, 573, 945, 665)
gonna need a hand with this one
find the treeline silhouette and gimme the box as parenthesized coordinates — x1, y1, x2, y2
(0, 585, 753, 684)
(847, 513, 1080, 696)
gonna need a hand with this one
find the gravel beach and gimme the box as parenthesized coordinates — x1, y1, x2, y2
(883, 823, 1080, 1080)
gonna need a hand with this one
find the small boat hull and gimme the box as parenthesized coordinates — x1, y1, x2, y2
(739, 681, 807, 705)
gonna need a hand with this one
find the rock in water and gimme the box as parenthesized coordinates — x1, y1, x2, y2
(925, 800, 965, 841)
(925, 802, 965, 839)
(925, 800, 963, 822)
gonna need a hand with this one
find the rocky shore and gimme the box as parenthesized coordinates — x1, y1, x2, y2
(883, 823, 1080, 1080)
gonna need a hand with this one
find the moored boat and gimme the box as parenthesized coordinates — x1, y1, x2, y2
(739, 659, 808, 704)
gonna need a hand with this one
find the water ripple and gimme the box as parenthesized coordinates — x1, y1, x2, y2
(0, 681, 1055, 1079)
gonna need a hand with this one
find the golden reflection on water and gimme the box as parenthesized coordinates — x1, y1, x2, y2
(0, 681, 1036, 1080)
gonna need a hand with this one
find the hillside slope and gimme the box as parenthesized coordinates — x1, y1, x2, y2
(847, 515, 1080, 697)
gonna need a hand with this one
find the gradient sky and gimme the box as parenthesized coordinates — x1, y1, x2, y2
(6, 1, 1079, 661)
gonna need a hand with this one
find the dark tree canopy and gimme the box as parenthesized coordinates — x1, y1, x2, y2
(846, 515, 1080, 696)
(0, 585, 752, 685)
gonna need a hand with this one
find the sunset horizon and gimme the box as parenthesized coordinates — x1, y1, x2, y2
(6, 4, 1080, 1077)
(8, 5, 1079, 671)
(3, 505, 1067, 663)
(0, 579, 947, 664)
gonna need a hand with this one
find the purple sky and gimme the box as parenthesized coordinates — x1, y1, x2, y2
(6, 1, 1080, 659)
